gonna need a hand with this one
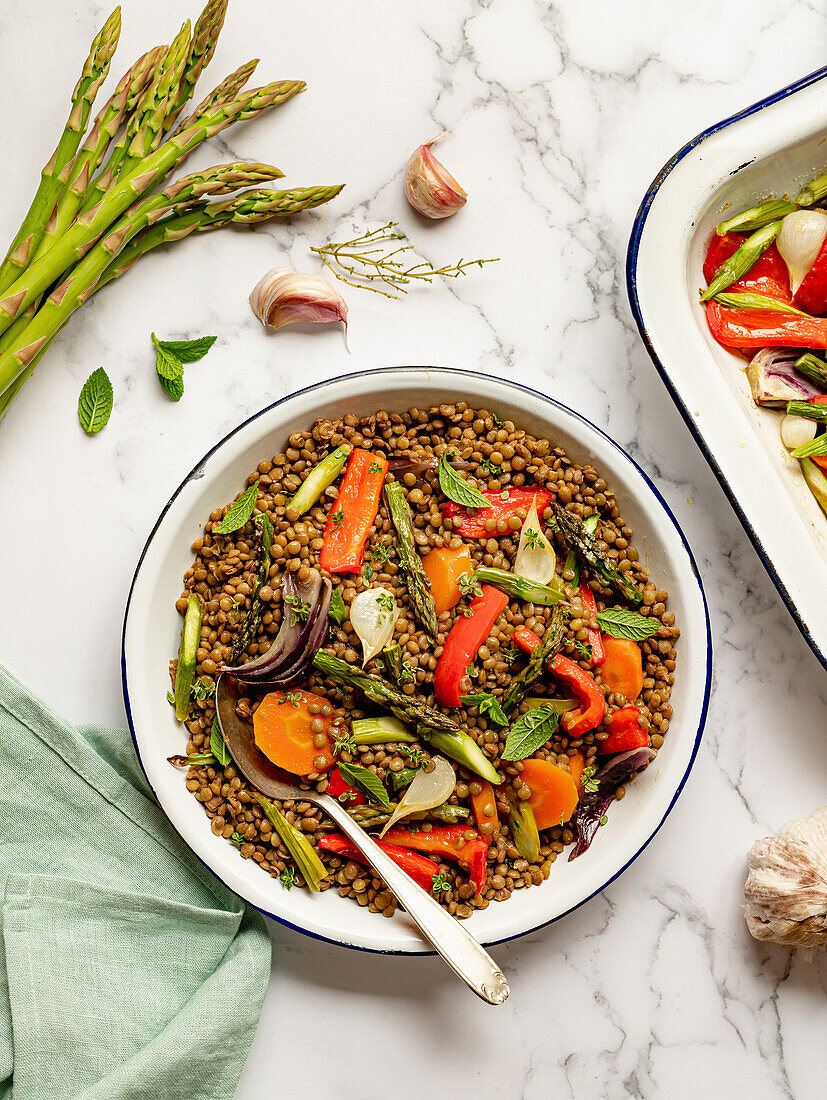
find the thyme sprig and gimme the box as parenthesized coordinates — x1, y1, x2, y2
(310, 222, 499, 300)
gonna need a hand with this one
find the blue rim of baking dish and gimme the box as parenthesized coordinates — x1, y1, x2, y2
(626, 63, 827, 671)
(122, 366, 712, 954)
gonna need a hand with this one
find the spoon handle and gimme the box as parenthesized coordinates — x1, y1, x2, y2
(319, 793, 509, 1005)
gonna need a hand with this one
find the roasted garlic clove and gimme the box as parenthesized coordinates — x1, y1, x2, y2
(404, 132, 467, 220)
(249, 267, 348, 332)
(744, 805, 827, 948)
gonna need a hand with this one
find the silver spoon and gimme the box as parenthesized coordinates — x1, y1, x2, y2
(216, 675, 509, 1005)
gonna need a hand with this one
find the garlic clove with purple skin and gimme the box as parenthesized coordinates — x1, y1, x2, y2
(404, 132, 467, 220)
(744, 805, 827, 949)
(249, 267, 348, 333)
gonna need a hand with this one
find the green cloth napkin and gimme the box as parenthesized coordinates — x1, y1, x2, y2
(0, 663, 271, 1100)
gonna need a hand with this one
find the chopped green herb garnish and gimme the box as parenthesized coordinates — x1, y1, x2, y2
(330, 510, 345, 528)
(192, 678, 216, 701)
(333, 729, 357, 756)
(431, 869, 452, 893)
(580, 764, 599, 794)
(278, 691, 302, 709)
(280, 866, 297, 890)
(284, 593, 311, 623)
(328, 589, 347, 626)
(524, 528, 543, 550)
(458, 573, 483, 598)
(461, 691, 509, 727)
(230, 831, 246, 846)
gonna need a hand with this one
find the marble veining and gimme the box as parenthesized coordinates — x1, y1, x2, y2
(1, 1, 826, 1097)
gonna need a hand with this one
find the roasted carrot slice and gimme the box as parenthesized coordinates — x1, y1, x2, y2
(520, 758, 579, 830)
(600, 637, 644, 702)
(253, 689, 335, 776)
(470, 779, 499, 836)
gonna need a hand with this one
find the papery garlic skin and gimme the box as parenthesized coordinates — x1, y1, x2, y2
(744, 805, 827, 948)
(249, 267, 348, 332)
(404, 132, 467, 220)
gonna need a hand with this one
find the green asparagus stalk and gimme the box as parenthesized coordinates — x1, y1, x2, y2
(81, 22, 193, 214)
(33, 48, 165, 264)
(167, 753, 216, 767)
(424, 729, 502, 785)
(553, 504, 643, 605)
(0, 80, 305, 347)
(793, 353, 827, 390)
(786, 400, 827, 423)
(174, 58, 259, 132)
(351, 716, 418, 744)
(312, 650, 460, 732)
(501, 605, 567, 716)
(470, 566, 563, 607)
(0, 185, 343, 417)
(716, 199, 799, 235)
(0, 8, 122, 294)
(389, 767, 419, 791)
(384, 481, 439, 639)
(566, 511, 598, 586)
(699, 222, 782, 301)
(376, 644, 408, 688)
(505, 790, 540, 861)
(800, 458, 827, 517)
(174, 593, 203, 720)
(255, 794, 327, 891)
(792, 435, 827, 459)
(0, 163, 285, 399)
(349, 800, 469, 828)
(289, 444, 351, 516)
(713, 292, 806, 316)
(796, 174, 827, 207)
(164, 0, 229, 128)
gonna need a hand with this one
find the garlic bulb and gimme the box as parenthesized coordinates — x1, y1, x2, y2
(744, 806, 827, 948)
(404, 132, 467, 220)
(249, 267, 348, 333)
(514, 498, 556, 584)
(380, 756, 456, 836)
(780, 413, 817, 451)
(776, 211, 827, 293)
(350, 587, 399, 666)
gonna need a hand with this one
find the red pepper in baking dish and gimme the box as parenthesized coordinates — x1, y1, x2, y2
(511, 626, 542, 655)
(706, 301, 827, 350)
(578, 581, 605, 666)
(317, 834, 438, 891)
(794, 237, 827, 315)
(703, 233, 791, 301)
(325, 767, 366, 807)
(434, 585, 509, 707)
(549, 654, 606, 738)
(443, 487, 553, 538)
(319, 449, 389, 574)
(598, 706, 649, 755)
(382, 825, 488, 894)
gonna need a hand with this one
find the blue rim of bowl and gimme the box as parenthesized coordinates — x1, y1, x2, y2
(626, 63, 827, 671)
(122, 366, 712, 955)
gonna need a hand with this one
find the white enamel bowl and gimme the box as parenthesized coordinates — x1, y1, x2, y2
(122, 367, 711, 953)
(628, 65, 827, 668)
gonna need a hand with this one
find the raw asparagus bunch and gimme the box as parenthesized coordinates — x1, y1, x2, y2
(0, 0, 343, 418)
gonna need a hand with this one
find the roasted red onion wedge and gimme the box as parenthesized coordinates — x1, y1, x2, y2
(569, 747, 656, 860)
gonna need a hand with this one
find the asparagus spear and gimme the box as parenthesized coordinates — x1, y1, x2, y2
(33, 48, 165, 264)
(786, 400, 827, 423)
(230, 514, 273, 661)
(81, 23, 194, 215)
(470, 566, 563, 607)
(174, 593, 203, 720)
(501, 605, 567, 716)
(794, 353, 827, 390)
(0, 163, 285, 398)
(383, 481, 439, 639)
(0, 185, 343, 417)
(505, 790, 540, 862)
(699, 222, 782, 301)
(377, 644, 408, 688)
(165, 0, 229, 127)
(313, 651, 460, 732)
(716, 199, 799, 235)
(0, 80, 305, 345)
(348, 801, 469, 828)
(0, 8, 122, 294)
(174, 58, 259, 132)
(552, 504, 643, 605)
(797, 174, 827, 207)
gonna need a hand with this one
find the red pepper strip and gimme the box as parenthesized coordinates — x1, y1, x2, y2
(325, 767, 366, 807)
(443, 488, 553, 538)
(319, 449, 389, 574)
(706, 302, 827, 351)
(549, 654, 606, 739)
(434, 585, 509, 707)
(597, 705, 649, 755)
(511, 626, 542, 655)
(703, 233, 791, 301)
(382, 825, 488, 895)
(317, 833, 439, 892)
(578, 581, 605, 666)
(794, 236, 827, 315)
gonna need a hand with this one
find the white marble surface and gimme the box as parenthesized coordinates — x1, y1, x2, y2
(1, 0, 826, 1096)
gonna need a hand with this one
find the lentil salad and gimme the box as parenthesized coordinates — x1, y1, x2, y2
(169, 402, 679, 920)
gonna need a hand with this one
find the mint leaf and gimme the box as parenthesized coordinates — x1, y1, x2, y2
(153, 333, 217, 363)
(461, 692, 508, 727)
(158, 372, 184, 401)
(210, 717, 232, 766)
(213, 481, 259, 535)
(328, 589, 347, 626)
(78, 367, 113, 434)
(152, 337, 184, 380)
(596, 607, 660, 641)
(438, 450, 490, 509)
(337, 761, 390, 807)
(502, 703, 560, 761)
